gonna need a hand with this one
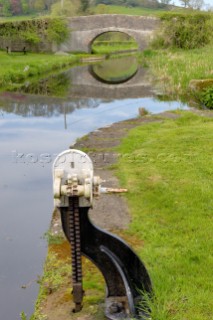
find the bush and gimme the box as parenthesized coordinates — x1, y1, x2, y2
(200, 87, 213, 109)
(0, 18, 69, 46)
(152, 13, 212, 49)
(21, 31, 40, 44)
(46, 18, 69, 45)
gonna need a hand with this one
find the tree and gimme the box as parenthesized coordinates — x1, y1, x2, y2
(28, 0, 35, 11)
(45, 0, 58, 11)
(205, 3, 213, 11)
(189, 0, 205, 9)
(180, 0, 190, 6)
(34, 0, 46, 11)
(51, 0, 80, 16)
(21, 0, 30, 13)
(0, 0, 12, 16)
(11, 0, 22, 15)
(159, 0, 172, 4)
(80, 0, 90, 12)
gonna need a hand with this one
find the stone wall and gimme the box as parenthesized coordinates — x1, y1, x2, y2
(0, 37, 52, 53)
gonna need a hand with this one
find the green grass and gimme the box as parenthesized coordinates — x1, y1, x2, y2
(116, 111, 213, 319)
(91, 41, 138, 54)
(94, 5, 175, 16)
(91, 30, 139, 54)
(0, 51, 79, 91)
(0, 14, 38, 22)
(140, 44, 213, 99)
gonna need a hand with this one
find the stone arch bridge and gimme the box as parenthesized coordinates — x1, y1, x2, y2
(59, 14, 160, 53)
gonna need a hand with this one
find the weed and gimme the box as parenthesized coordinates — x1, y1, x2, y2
(200, 87, 213, 109)
(43, 230, 64, 245)
(20, 312, 27, 320)
(138, 107, 149, 117)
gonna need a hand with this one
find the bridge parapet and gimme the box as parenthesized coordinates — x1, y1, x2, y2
(67, 14, 159, 31)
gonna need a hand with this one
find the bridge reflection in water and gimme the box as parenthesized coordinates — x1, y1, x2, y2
(68, 56, 154, 99)
(0, 56, 155, 118)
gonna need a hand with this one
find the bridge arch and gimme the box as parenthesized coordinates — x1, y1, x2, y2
(58, 15, 160, 53)
(89, 30, 139, 53)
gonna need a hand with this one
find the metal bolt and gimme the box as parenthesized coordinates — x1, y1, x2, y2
(109, 302, 123, 314)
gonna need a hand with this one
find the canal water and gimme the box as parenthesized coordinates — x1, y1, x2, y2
(0, 56, 188, 320)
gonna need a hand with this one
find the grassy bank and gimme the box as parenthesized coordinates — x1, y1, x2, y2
(0, 51, 79, 90)
(140, 44, 213, 99)
(0, 15, 38, 22)
(116, 111, 213, 319)
(139, 13, 213, 106)
(91, 41, 138, 54)
(94, 5, 175, 16)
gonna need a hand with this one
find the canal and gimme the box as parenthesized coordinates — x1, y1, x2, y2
(0, 56, 188, 320)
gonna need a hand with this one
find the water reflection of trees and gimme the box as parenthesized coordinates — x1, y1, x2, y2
(19, 73, 71, 97)
(0, 98, 101, 117)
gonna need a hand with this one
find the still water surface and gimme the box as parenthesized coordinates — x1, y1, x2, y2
(0, 57, 188, 319)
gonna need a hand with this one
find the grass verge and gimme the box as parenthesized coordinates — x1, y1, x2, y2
(91, 42, 138, 54)
(0, 51, 79, 91)
(140, 45, 213, 101)
(116, 111, 213, 320)
(93, 5, 174, 16)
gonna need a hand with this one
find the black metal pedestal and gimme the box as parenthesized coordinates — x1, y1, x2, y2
(60, 203, 152, 319)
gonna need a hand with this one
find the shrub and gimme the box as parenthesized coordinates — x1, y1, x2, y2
(46, 18, 69, 45)
(200, 87, 213, 109)
(152, 13, 212, 49)
(21, 31, 40, 44)
(0, 18, 69, 47)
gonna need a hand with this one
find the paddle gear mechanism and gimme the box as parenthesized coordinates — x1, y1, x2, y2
(53, 149, 152, 319)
